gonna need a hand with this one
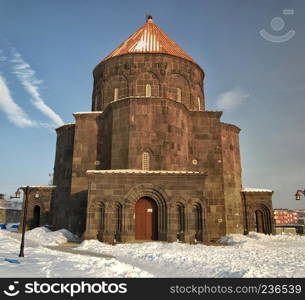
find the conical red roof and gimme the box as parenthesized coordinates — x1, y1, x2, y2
(102, 16, 196, 63)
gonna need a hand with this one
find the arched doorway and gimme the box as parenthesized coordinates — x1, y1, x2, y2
(254, 206, 272, 234)
(255, 210, 264, 233)
(135, 197, 158, 240)
(33, 205, 40, 228)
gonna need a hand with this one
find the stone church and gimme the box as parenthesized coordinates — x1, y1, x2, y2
(22, 16, 274, 243)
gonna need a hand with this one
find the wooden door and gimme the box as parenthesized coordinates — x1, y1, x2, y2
(135, 197, 158, 240)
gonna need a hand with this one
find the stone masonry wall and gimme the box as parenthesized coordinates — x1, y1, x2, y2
(52, 124, 75, 230)
(20, 187, 55, 230)
(92, 53, 205, 112)
(221, 123, 244, 234)
(84, 171, 207, 243)
(188, 111, 226, 240)
(69, 112, 101, 234)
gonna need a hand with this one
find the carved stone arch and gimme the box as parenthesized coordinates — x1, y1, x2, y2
(140, 147, 154, 170)
(165, 73, 191, 109)
(254, 204, 272, 234)
(91, 199, 106, 210)
(147, 69, 160, 80)
(94, 201, 106, 242)
(111, 201, 123, 241)
(102, 74, 129, 107)
(175, 201, 186, 241)
(193, 83, 204, 111)
(134, 71, 160, 97)
(124, 183, 168, 240)
(192, 202, 205, 241)
(140, 146, 154, 155)
(125, 183, 168, 204)
(191, 196, 207, 206)
(32, 199, 46, 211)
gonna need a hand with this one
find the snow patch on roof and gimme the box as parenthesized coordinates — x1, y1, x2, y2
(20, 185, 56, 189)
(241, 188, 273, 193)
(87, 169, 206, 175)
(56, 123, 75, 130)
(73, 112, 103, 115)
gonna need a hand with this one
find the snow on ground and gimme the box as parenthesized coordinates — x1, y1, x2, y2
(0, 230, 151, 277)
(1, 228, 305, 278)
(77, 232, 305, 278)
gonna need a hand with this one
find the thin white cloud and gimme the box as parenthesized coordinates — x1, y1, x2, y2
(216, 87, 249, 111)
(10, 48, 64, 127)
(0, 49, 6, 62)
(0, 75, 37, 127)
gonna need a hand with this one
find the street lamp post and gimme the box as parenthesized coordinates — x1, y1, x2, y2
(12, 186, 41, 257)
(14, 186, 30, 257)
(295, 189, 305, 201)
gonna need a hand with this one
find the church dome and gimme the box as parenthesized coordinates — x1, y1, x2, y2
(102, 15, 196, 64)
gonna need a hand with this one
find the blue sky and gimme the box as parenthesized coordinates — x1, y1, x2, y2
(0, 0, 304, 209)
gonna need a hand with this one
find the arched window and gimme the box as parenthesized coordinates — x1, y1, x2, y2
(142, 152, 150, 170)
(177, 203, 185, 241)
(114, 203, 122, 242)
(177, 88, 182, 102)
(97, 202, 105, 242)
(197, 97, 201, 110)
(113, 88, 119, 101)
(194, 203, 203, 241)
(146, 84, 151, 97)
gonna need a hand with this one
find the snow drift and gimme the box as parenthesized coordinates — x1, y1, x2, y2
(25, 227, 79, 246)
(76, 232, 305, 277)
(1, 230, 305, 277)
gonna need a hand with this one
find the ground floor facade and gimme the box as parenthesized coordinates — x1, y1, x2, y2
(82, 170, 274, 243)
(20, 174, 274, 243)
(83, 170, 208, 243)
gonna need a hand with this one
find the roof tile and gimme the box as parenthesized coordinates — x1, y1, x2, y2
(102, 16, 195, 63)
